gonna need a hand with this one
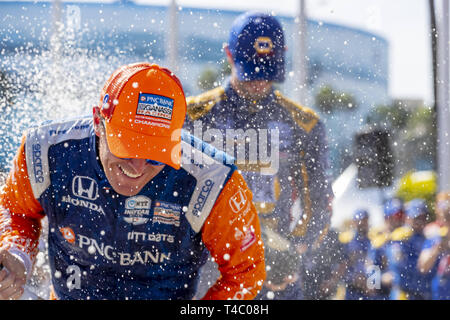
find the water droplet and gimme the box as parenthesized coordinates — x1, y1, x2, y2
(88, 245, 96, 254)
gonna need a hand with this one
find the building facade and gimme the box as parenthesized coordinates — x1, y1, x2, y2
(0, 1, 389, 177)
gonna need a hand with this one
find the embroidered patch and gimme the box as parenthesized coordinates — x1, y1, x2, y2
(136, 93, 174, 121)
(153, 200, 182, 227)
(123, 195, 152, 225)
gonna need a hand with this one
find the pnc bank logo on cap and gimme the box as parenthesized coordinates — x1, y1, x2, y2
(98, 63, 187, 170)
(228, 11, 286, 82)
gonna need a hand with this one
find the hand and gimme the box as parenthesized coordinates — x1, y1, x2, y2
(0, 250, 27, 300)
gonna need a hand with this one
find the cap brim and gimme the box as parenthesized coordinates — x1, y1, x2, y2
(104, 122, 181, 170)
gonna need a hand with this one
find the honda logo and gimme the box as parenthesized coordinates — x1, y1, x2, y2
(229, 189, 248, 213)
(72, 176, 99, 200)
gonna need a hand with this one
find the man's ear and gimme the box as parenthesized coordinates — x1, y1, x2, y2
(224, 45, 239, 81)
(93, 106, 101, 137)
(224, 45, 235, 68)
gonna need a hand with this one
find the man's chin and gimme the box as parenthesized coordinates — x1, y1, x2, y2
(109, 175, 147, 196)
(110, 183, 144, 197)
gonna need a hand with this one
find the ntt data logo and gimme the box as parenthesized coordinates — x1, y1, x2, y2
(123, 195, 151, 225)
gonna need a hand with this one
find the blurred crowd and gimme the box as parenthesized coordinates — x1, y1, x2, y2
(259, 190, 450, 300)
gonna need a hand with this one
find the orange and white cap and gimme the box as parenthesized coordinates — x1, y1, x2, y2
(98, 63, 186, 169)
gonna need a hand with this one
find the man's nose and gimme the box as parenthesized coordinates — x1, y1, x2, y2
(127, 158, 148, 173)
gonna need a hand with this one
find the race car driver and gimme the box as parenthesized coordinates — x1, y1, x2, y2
(0, 62, 265, 300)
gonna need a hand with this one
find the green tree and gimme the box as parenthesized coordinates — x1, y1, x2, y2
(197, 59, 231, 91)
(403, 106, 436, 169)
(314, 85, 357, 113)
(366, 101, 436, 178)
(197, 67, 218, 91)
(366, 102, 409, 131)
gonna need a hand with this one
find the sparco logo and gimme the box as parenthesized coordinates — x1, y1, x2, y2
(32, 144, 44, 183)
(192, 179, 214, 217)
(72, 176, 99, 200)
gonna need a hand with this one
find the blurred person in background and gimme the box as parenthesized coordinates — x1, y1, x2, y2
(366, 197, 405, 299)
(418, 191, 450, 299)
(384, 198, 406, 232)
(340, 209, 373, 300)
(388, 198, 433, 300)
(185, 11, 333, 299)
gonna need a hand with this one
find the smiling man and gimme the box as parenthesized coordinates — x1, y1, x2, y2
(0, 63, 265, 300)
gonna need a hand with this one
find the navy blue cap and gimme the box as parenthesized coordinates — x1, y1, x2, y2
(228, 12, 285, 82)
(404, 199, 427, 219)
(353, 209, 369, 221)
(384, 198, 403, 217)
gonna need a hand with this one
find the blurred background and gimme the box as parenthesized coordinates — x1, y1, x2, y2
(0, 0, 449, 300)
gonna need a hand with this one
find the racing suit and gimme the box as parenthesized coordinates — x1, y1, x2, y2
(0, 116, 265, 300)
(422, 222, 449, 300)
(342, 232, 371, 300)
(388, 226, 434, 300)
(185, 82, 333, 297)
(367, 229, 391, 300)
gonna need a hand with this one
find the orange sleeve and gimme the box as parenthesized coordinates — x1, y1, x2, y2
(0, 135, 44, 262)
(200, 170, 266, 300)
